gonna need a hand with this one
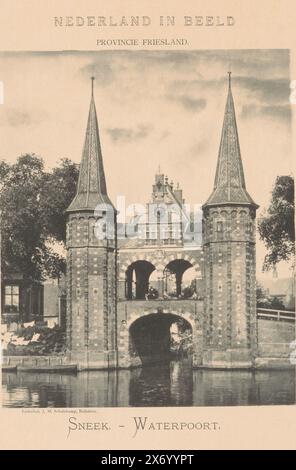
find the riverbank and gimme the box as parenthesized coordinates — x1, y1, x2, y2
(2, 355, 75, 372)
(1, 354, 294, 371)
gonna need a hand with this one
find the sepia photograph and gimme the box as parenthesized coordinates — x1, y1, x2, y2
(0, 49, 295, 408)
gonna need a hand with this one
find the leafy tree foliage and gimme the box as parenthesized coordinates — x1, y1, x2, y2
(0, 154, 79, 281)
(256, 284, 286, 310)
(258, 176, 295, 270)
(40, 158, 79, 243)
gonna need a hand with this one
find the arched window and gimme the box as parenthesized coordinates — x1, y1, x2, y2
(125, 260, 156, 300)
(164, 259, 196, 299)
(216, 220, 224, 240)
(217, 221, 223, 232)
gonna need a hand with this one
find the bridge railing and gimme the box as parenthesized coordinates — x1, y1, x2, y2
(257, 308, 295, 323)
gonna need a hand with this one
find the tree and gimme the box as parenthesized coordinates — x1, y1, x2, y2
(40, 158, 79, 242)
(269, 296, 286, 311)
(256, 283, 286, 310)
(258, 175, 295, 270)
(256, 284, 268, 308)
(0, 154, 79, 282)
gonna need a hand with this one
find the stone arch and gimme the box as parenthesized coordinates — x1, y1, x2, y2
(118, 310, 198, 367)
(129, 312, 193, 365)
(161, 253, 202, 273)
(239, 209, 248, 216)
(163, 257, 202, 299)
(120, 252, 202, 277)
(120, 253, 161, 278)
(231, 209, 237, 218)
(117, 303, 204, 368)
(164, 259, 192, 298)
(126, 308, 196, 330)
(125, 260, 157, 300)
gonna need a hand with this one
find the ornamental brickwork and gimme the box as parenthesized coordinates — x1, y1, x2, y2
(66, 75, 259, 369)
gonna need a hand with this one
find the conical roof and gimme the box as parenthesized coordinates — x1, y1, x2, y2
(67, 78, 113, 212)
(204, 73, 258, 208)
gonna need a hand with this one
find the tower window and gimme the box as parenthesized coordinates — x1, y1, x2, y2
(217, 221, 223, 232)
(216, 221, 224, 240)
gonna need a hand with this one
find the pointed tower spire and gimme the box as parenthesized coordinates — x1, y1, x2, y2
(204, 74, 258, 208)
(67, 77, 113, 212)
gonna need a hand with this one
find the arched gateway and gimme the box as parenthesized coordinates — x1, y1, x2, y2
(117, 307, 203, 368)
(66, 74, 258, 370)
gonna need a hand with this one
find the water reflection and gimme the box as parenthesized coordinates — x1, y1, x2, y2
(2, 360, 295, 408)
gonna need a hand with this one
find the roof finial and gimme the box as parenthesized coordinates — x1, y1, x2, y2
(158, 164, 161, 174)
(91, 76, 95, 97)
(228, 70, 232, 89)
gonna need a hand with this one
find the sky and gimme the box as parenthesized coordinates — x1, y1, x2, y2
(0, 49, 293, 279)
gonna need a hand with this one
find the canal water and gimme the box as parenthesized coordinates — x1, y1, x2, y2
(2, 360, 295, 408)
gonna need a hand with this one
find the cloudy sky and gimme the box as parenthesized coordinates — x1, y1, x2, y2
(0, 49, 293, 277)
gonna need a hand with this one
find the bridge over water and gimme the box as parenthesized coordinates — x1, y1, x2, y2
(116, 299, 295, 369)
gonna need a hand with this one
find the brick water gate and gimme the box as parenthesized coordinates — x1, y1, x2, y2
(65, 75, 293, 370)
